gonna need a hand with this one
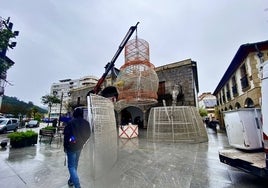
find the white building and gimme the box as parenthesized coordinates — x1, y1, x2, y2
(50, 75, 98, 119)
(198, 92, 217, 120)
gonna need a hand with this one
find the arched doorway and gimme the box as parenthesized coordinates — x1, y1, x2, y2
(120, 106, 144, 128)
(244, 98, 254, 108)
(235, 102, 241, 109)
(101, 86, 118, 102)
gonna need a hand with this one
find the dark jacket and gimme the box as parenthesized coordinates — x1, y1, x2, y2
(63, 117, 91, 152)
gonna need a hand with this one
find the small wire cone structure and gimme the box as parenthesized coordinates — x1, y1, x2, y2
(115, 38, 159, 105)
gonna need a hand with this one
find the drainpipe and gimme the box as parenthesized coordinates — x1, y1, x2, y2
(262, 60, 268, 168)
(255, 44, 268, 168)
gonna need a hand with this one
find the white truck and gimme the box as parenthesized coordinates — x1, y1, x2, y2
(219, 60, 268, 178)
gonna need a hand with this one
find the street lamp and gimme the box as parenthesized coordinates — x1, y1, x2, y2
(0, 17, 19, 111)
(0, 16, 19, 57)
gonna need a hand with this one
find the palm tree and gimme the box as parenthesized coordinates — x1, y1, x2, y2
(31, 106, 38, 119)
(41, 94, 61, 125)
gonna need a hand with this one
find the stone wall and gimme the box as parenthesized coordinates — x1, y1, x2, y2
(155, 59, 197, 107)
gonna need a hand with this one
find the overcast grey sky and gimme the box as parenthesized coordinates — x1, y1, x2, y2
(1, 0, 267, 107)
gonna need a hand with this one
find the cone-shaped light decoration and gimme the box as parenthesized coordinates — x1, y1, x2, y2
(115, 37, 159, 105)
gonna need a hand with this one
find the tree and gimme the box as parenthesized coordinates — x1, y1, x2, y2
(31, 106, 38, 119)
(0, 23, 16, 74)
(199, 108, 208, 117)
(41, 94, 61, 125)
(1, 95, 46, 117)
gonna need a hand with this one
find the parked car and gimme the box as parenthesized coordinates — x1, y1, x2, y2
(0, 118, 19, 133)
(42, 118, 55, 123)
(26, 120, 40, 128)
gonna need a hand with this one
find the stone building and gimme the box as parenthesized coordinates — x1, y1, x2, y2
(67, 58, 199, 128)
(155, 59, 199, 107)
(213, 40, 268, 128)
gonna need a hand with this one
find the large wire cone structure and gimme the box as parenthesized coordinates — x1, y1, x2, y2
(147, 106, 208, 143)
(115, 38, 159, 105)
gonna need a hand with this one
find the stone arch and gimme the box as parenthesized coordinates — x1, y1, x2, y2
(229, 105, 233, 110)
(244, 97, 254, 108)
(235, 102, 241, 109)
(100, 86, 118, 101)
(119, 106, 144, 128)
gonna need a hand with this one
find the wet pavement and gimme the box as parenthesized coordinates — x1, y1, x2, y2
(0, 123, 268, 188)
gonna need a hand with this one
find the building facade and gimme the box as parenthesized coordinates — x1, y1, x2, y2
(198, 92, 217, 120)
(50, 76, 98, 119)
(213, 40, 268, 128)
(155, 59, 199, 107)
(52, 59, 199, 128)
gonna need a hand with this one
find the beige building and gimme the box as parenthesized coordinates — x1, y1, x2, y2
(50, 76, 98, 119)
(198, 92, 217, 120)
(213, 40, 268, 128)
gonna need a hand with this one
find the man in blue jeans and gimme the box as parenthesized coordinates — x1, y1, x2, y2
(63, 108, 91, 188)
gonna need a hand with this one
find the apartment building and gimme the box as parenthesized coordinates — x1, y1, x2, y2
(213, 40, 268, 128)
(50, 75, 98, 119)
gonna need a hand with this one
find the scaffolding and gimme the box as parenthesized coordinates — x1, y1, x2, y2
(147, 106, 208, 143)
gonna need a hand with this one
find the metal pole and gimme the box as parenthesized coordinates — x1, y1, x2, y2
(255, 45, 268, 168)
(262, 61, 268, 168)
(47, 103, 51, 126)
(58, 92, 63, 127)
(0, 95, 2, 111)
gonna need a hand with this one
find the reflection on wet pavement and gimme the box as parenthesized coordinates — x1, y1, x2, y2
(0, 124, 268, 188)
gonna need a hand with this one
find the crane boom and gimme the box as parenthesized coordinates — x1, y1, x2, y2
(91, 22, 139, 94)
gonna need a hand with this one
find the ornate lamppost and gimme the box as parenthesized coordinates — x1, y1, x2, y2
(0, 16, 19, 110)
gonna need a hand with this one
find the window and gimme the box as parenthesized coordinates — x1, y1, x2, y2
(219, 93, 222, 105)
(158, 81, 165, 96)
(226, 83, 231, 100)
(231, 76, 238, 96)
(244, 98, 254, 108)
(12, 119, 18, 123)
(235, 102, 241, 109)
(222, 89, 226, 103)
(240, 64, 249, 90)
(77, 97, 80, 105)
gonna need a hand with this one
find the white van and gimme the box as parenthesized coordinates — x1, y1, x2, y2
(0, 118, 19, 133)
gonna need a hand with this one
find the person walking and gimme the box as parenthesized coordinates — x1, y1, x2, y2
(63, 108, 91, 188)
